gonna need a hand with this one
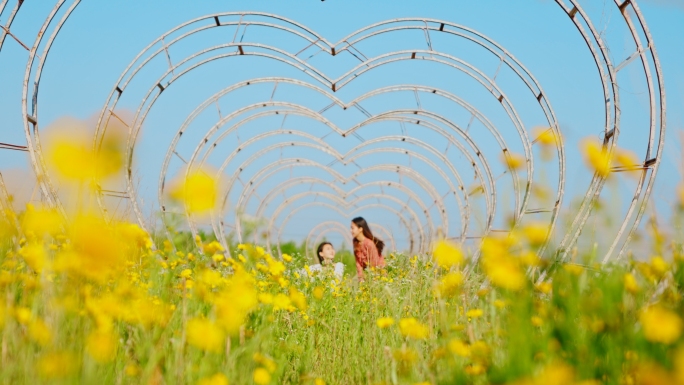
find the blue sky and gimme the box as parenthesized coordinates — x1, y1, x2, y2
(0, 0, 682, 254)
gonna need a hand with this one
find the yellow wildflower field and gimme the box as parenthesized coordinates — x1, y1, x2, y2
(0, 135, 683, 384)
(2, 205, 684, 385)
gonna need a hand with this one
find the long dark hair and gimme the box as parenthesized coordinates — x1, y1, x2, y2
(316, 242, 332, 264)
(352, 217, 385, 255)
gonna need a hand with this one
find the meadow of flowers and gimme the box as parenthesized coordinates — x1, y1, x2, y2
(0, 133, 683, 385)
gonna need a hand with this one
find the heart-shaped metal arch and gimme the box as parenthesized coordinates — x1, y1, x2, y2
(7, 2, 663, 263)
(88, 14, 554, 257)
(165, 79, 529, 238)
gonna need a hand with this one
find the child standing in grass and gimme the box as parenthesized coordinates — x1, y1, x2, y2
(351, 217, 385, 280)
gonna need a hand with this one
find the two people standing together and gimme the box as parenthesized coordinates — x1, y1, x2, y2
(309, 217, 385, 280)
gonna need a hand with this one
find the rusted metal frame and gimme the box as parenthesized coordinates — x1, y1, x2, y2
(114, 48, 339, 230)
(554, 0, 621, 262)
(91, 17, 328, 226)
(332, 51, 533, 226)
(334, 20, 563, 152)
(274, 200, 409, 259)
(241, 179, 435, 258)
(21, 0, 79, 220)
(102, 46, 337, 222)
(156, 78, 345, 239)
(231, 159, 449, 229)
(305, 218, 396, 262)
(193, 110, 470, 238)
(182, 103, 473, 242)
(223, 177, 434, 258)
(161, 109, 331, 229)
(288, 205, 398, 259)
(351, 113, 492, 228)
(216, 172, 439, 256)
(256, 185, 427, 255)
(355, 111, 498, 237)
(97, 18, 520, 244)
(0, 0, 24, 50)
(222, 133, 469, 236)
(228, 159, 449, 243)
(349, 83, 532, 223)
(239, 143, 458, 246)
(118, 22, 329, 93)
(609, 0, 666, 262)
(210, 116, 477, 241)
(0, 142, 27, 151)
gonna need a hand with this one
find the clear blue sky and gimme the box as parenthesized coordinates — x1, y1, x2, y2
(0, 0, 682, 254)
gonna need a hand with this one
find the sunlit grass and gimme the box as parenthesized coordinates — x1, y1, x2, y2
(0, 133, 682, 385)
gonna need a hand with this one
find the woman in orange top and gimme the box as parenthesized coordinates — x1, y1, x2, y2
(351, 217, 385, 280)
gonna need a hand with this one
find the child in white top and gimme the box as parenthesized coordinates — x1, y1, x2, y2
(307, 242, 344, 278)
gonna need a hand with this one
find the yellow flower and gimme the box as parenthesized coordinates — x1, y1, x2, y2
(582, 140, 610, 178)
(37, 352, 78, 379)
(563, 264, 583, 276)
(432, 240, 463, 268)
(520, 251, 541, 267)
(393, 346, 419, 364)
(466, 309, 483, 318)
(522, 223, 548, 246)
(203, 241, 225, 255)
(180, 269, 192, 278)
(614, 148, 639, 169)
(28, 319, 52, 346)
(282, 253, 293, 262)
(535, 282, 552, 294)
(18, 243, 47, 272)
(53, 214, 128, 282)
(399, 318, 429, 339)
(86, 329, 118, 363)
(258, 293, 274, 304)
(376, 317, 395, 329)
(186, 318, 225, 353)
(481, 254, 525, 291)
(273, 294, 292, 312)
(639, 305, 683, 344)
(21, 204, 63, 236)
(198, 373, 229, 385)
(448, 339, 471, 357)
(531, 316, 544, 327)
(267, 258, 286, 277)
(501, 151, 525, 171)
(533, 127, 557, 146)
(170, 169, 218, 214)
(253, 367, 271, 385)
(124, 363, 140, 377)
(624, 273, 639, 294)
(253, 352, 277, 373)
(650, 256, 668, 278)
(530, 362, 575, 385)
(313, 286, 324, 300)
(289, 288, 307, 311)
(46, 132, 124, 182)
(14, 306, 32, 324)
(434, 272, 463, 297)
(314, 379, 326, 385)
(465, 363, 486, 375)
